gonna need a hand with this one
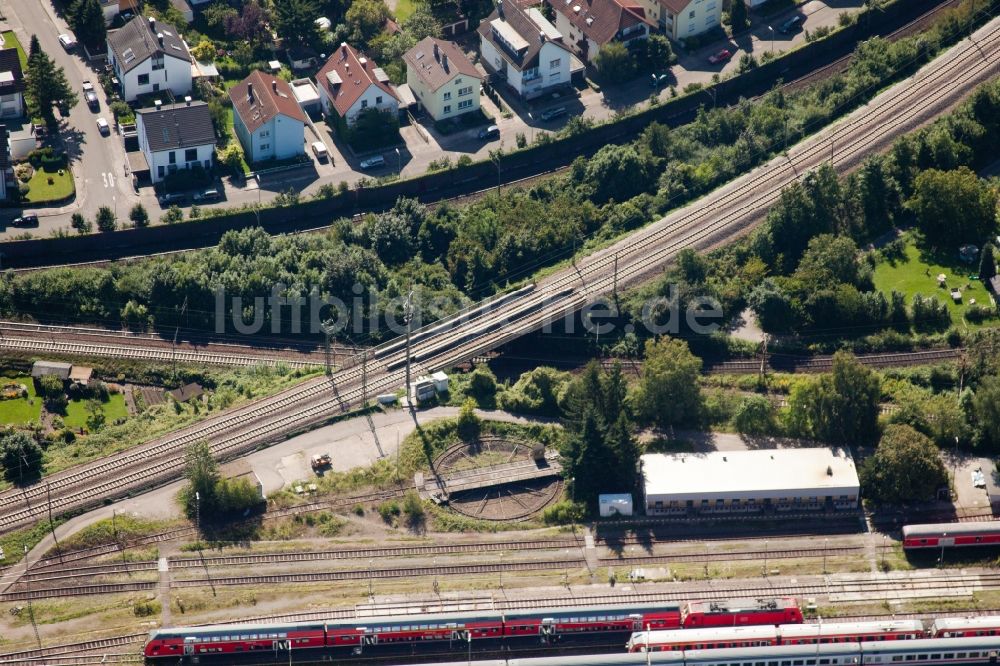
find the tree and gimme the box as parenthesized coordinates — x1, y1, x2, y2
(906, 167, 999, 248)
(0, 431, 44, 485)
(728, 0, 749, 32)
(85, 399, 106, 432)
(972, 375, 1000, 450)
(364, 211, 415, 265)
(632, 337, 702, 428)
(498, 366, 570, 415)
(787, 350, 880, 444)
(644, 34, 674, 68)
(223, 0, 272, 44)
(275, 0, 322, 48)
(468, 365, 497, 402)
(25, 38, 78, 123)
(584, 144, 655, 204)
(980, 243, 997, 282)
(28, 34, 41, 59)
(161, 205, 184, 224)
(70, 212, 91, 234)
(129, 203, 150, 228)
(37, 374, 64, 399)
(68, 0, 106, 47)
(860, 424, 948, 504)
(401, 6, 443, 40)
(733, 394, 776, 435)
(748, 278, 796, 333)
(95, 206, 117, 232)
(346, 0, 390, 43)
(190, 39, 217, 63)
(217, 142, 245, 174)
(593, 41, 635, 81)
(794, 234, 867, 289)
(182, 440, 219, 522)
(562, 409, 615, 510)
(456, 398, 481, 441)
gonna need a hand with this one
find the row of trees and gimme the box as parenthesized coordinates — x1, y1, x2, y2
(180, 441, 263, 523)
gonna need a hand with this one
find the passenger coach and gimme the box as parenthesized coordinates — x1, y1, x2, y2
(902, 522, 1000, 550)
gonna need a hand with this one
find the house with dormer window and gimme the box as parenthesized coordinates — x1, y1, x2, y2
(548, 0, 654, 62)
(477, 0, 572, 99)
(229, 71, 306, 163)
(136, 99, 215, 184)
(315, 43, 398, 127)
(403, 38, 482, 122)
(107, 15, 192, 102)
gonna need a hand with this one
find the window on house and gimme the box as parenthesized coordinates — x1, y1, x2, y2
(443, 91, 451, 100)
(138, 73, 149, 85)
(443, 104, 451, 114)
(185, 148, 197, 162)
(376, 95, 383, 104)
(157, 165, 164, 178)
(361, 99, 368, 108)
(706, 14, 714, 24)
(458, 99, 472, 109)
(259, 130, 269, 138)
(689, 9, 695, 17)
(168, 151, 176, 164)
(260, 143, 270, 151)
(456, 78, 462, 84)
(550, 58, 561, 69)
(153, 83, 160, 92)
(458, 86, 473, 96)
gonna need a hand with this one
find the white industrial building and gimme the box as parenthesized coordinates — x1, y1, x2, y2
(641, 448, 860, 516)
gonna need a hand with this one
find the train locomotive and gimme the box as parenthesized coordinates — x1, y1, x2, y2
(144, 597, 800, 660)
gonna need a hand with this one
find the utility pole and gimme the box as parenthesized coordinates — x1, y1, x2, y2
(24, 545, 41, 649)
(321, 320, 335, 376)
(403, 289, 414, 403)
(46, 482, 61, 563)
(172, 297, 187, 380)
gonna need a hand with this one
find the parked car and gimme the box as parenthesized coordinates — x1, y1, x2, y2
(540, 107, 567, 122)
(82, 81, 99, 111)
(359, 155, 385, 170)
(157, 192, 187, 206)
(478, 125, 500, 140)
(96, 117, 110, 135)
(708, 49, 732, 64)
(311, 453, 332, 472)
(311, 141, 329, 162)
(57, 33, 76, 50)
(778, 15, 802, 34)
(193, 188, 221, 203)
(11, 214, 39, 227)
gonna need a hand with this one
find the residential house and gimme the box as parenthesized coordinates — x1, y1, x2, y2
(0, 125, 11, 201)
(316, 43, 399, 127)
(657, 0, 720, 40)
(403, 38, 482, 121)
(477, 0, 572, 99)
(229, 71, 307, 163)
(0, 48, 25, 119)
(107, 15, 192, 102)
(548, 0, 654, 62)
(135, 99, 215, 184)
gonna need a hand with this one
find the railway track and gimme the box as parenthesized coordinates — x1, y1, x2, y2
(0, 634, 146, 663)
(1, 17, 997, 539)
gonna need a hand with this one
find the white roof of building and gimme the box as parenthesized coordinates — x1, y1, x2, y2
(528, 8, 562, 39)
(490, 17, 530, 51)
(641, 448, 859, 501)
(290, 78, 320, 105)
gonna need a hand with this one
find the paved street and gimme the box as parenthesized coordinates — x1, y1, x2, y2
(0, 0, 139, 231)
(0, 0, 864, 241)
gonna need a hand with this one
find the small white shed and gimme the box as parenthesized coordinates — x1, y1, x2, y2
(599, 493, 633, 517)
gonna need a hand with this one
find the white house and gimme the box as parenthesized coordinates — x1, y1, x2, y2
(136, 100, 215, 184)
(403, 38, 482, 122)
(0, 125, 10, 201)
(229, 71, 307, 163)
(548, 0, 654, 63)
(107, 15, 192, 102)
(657, 0, 721, 40)
(477, 0, 572, 100)
(316, 43, 399, 127)
(0, 48, 25, 119)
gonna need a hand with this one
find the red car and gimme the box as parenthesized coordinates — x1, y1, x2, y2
(708, 49, 732, 64)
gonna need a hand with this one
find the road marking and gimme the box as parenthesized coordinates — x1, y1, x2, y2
(101, 172, 115, 188)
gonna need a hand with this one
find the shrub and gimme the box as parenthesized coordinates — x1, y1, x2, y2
(401, 491, 425, 527)
(14, 163, 33, 182)
(456, 399, 480, 441)
(542, 500, 586, 525)
(377, 500, 400, 523)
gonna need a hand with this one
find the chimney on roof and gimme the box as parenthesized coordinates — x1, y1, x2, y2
(540, 30, 546, 42)
(247, 81, 254, 102)
(433, 42, 440, 61)
(184, 95, 192, 106)
(154, 99, 162, 110)
(442, 53, 449, 71)
(148, 16, 156, 27)
(272, 79, 278, 93)
(340, 42, 347, 58)
(157, 32, 164, 47)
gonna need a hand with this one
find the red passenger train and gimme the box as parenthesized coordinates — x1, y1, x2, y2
(145, 598, 802, 660)
(902, 522, 1000, 550)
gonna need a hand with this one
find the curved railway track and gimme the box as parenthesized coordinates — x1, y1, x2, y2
(0, 18, 997, 537)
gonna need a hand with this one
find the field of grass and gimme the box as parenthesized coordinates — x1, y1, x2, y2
(24, 165, 75, 204)
(0, 375, 42, 425)
(393, 0, 418, 22)
(62, 393, 128, 430)
(1, 31, 27, 69)
(873, 240, 994, 329)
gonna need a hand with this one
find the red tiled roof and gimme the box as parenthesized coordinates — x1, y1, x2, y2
(551, 0, 653, 46)
(316, 43, 397, 118)
(229, 70, 306, 133)
(658, 0, 692, 14)
(403, 38, 481, 93)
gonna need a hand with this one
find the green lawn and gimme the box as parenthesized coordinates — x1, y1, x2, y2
(0, 376, 42, 425)
(1, 31, 27, 69)
(24, 165, 75, 204)
(62, 394, 127, 430)
(873, 240, 994, 329)
(393, 0, 418, 22)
